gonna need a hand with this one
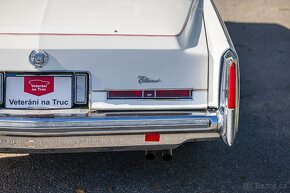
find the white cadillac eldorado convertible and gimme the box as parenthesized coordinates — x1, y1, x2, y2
(0, 0, 239, 159)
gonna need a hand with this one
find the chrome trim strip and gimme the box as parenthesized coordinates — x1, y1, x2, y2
(0, 132, 220, 152)
(0, 113, 218, 136)
(0, 111, 220, 152)
(226, 109, 235, 146)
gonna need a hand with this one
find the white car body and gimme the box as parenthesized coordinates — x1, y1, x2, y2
(0, 0, 240, 155)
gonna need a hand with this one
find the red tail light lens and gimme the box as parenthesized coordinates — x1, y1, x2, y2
(108, 91, 142, 99)
(227, 62, 236, 109)
(156, 90, 191, 98)
(145, 132, 160, 142)
(108, 90, 192, 99)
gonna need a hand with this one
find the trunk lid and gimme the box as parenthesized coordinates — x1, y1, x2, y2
(0, 0, 193, 36)
(0, 0, 208, 92)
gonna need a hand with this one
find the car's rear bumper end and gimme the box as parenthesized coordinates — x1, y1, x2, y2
(0, 111, 220, 153)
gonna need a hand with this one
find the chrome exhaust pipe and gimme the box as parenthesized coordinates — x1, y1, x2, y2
(162, 150, 173, 161)
(145, 151, 156, 160)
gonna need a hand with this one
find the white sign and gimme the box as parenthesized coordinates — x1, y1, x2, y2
(5, 76, 72, 109)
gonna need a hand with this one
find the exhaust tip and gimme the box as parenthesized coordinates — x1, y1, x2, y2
(145, 151, 156, 160)
(162, 150, 173, 161)
(162, 154, 173, 161)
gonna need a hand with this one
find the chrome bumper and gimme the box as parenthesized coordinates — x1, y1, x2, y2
(0, 111, 220, 153)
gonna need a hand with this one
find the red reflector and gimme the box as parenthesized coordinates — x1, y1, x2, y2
(156, 90, 191, 98)
(228, 62, 236, 109)
(145, 132, 160, 142)
(108, 91, 142, 99)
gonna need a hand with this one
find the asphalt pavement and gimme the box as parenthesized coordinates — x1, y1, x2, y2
(0, 0, 289, 192)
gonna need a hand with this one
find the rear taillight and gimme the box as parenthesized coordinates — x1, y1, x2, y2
(227, 62, 236, 109)
(156, 90, 191, 98)
(0, 73, 3, 104)
(219, 49, 240, 146)
(108, 90, 192, 99)
(108, 91, 143, 99)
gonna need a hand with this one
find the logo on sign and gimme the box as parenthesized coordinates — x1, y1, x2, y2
(24, 77, 54, 96)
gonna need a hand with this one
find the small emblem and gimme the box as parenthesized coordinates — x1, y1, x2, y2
(29, 50, 49, 68)
(137, 76, 161, 84)
(26, 140, 35, 148)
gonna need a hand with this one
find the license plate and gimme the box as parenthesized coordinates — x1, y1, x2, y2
(5, 75, 72, 109)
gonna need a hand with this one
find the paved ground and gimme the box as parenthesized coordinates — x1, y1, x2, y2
(0, 0, 290, 192)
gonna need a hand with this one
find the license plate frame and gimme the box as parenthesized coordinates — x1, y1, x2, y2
(5, 74, 73, 109)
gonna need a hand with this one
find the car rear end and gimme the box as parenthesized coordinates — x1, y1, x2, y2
(0, 0, 239, 153)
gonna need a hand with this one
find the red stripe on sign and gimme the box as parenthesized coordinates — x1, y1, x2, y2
(145, 133, 160, 142)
